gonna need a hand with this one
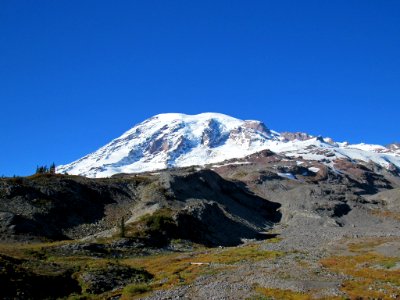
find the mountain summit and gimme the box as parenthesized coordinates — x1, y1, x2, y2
(57, 113, 280, 177)
(58, 113, 400, 178)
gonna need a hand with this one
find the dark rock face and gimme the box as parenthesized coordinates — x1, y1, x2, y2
(0, 212, 15, 234)
(201, 119, 228, 147)
(333, 159, 393, 194)
(166, 170, 281, 246)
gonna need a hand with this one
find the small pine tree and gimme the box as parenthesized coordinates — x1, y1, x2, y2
(49, 162, 56, 174)
(119, 217, 126, 238)
(35, 165, 49, 174)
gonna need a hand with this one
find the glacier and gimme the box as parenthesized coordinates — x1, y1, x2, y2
(57, 113, 400, 178)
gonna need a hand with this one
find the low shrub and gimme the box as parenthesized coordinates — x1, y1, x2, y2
(122, 282, 152, 297)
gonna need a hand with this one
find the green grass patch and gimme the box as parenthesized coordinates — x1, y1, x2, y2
(321, 238, 400, 299)
(123, 208, 178, 244)
(122, 283, 153, 298)
(123, 242, 283, 291)
(253, 286, 343, 300)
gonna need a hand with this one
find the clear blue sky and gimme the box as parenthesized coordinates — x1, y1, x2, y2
(1, 0, 399, 176)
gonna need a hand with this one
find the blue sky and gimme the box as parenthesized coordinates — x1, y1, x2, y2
(1, 0, 399, 176)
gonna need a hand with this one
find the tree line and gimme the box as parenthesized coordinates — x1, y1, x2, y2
(35, 163, 56, 174)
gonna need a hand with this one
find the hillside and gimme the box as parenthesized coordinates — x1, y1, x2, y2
(1, 147, 400, 299)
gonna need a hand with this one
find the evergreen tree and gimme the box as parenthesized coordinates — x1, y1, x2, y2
(49, 162, 56, 174)
(35, 165, 48, 174)
(119, 216, 126, 238)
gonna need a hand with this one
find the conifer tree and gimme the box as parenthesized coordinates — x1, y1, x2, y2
(49, 162, 56, 174)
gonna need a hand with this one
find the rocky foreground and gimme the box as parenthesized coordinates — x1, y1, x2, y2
(1, 149, 400, 299)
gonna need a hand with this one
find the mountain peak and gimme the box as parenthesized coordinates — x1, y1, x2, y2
(57, 113, 278, 177)
(57, 113, 400, 178)
(147, 112, 249, 128)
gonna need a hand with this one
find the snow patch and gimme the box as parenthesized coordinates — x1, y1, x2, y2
(308, 167, 320, 173)
(278, 173, 297, 180)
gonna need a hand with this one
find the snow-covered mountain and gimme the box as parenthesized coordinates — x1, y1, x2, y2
(57, 113, 400, 178)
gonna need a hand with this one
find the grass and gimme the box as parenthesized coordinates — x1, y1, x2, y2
(5, 234, 399, 299)
(121, 283, 153, 299)
(123, 208, 177, 242)
(347, 237, 397, 253)
(253, 286, 344, 300)
(0, 240, 72, 260)
(0, 241, 150, 298)
(12, 241, 281, 297)
(123, 242, 284, 290)
(200, 244, 283, 264)
(250, 237, 400, 300)
(254, 286, 325, 300)
(320, 237, 400, 300)
(0, 237, 284, 298)
(137, 209, 175, 232)
(266, 236, 282, 244)
(380, 260, 397, 269)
